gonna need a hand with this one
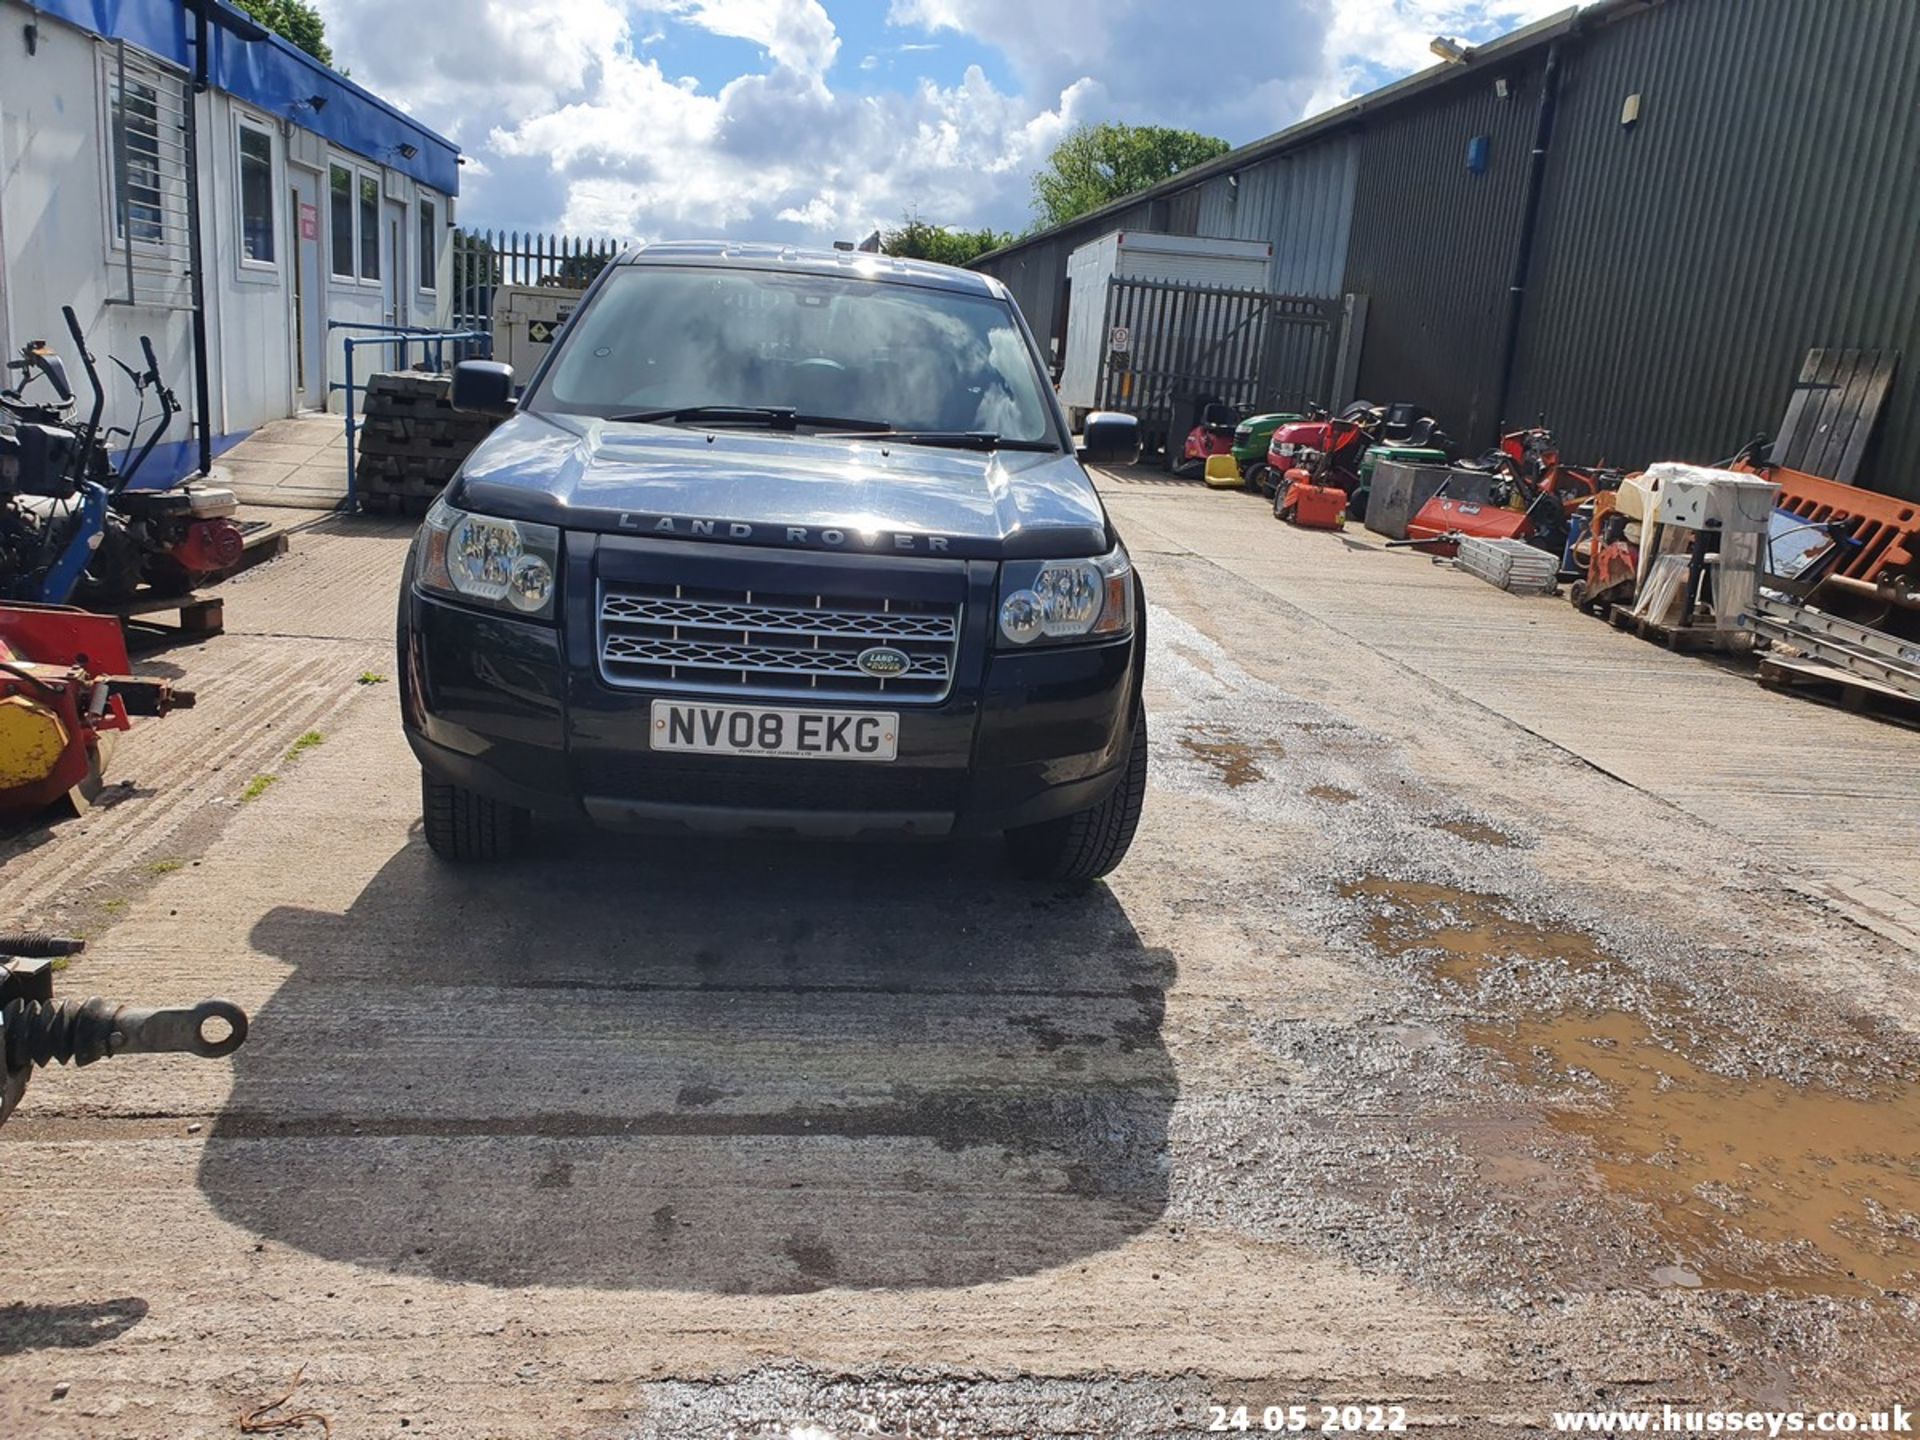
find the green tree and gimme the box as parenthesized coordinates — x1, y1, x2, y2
(234, 0, 332, 67)
(1030, 123, 1232, 229)
(879, 213, 1014, 268)
(538, 248, 615, 289)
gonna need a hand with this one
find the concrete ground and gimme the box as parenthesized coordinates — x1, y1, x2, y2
(3, 472, 1919, 1438)
(216, 414, 350, 511)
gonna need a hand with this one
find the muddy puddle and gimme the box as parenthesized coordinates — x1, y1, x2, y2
(1345, 877, 1920, 1295)
(1473, 1010, 1920, 1295)
(1433, 818, 1515, 848)
(1341, 878, 1612, 986)
(1180, 726, 1286, 788)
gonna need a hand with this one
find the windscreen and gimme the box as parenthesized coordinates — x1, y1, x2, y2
(530, 266, 1057, 444)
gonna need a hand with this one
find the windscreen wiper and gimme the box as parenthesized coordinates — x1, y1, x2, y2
(609, 405, 890, 431)
(821, 430, 1057, 452)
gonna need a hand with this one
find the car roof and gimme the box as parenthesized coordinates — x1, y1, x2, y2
(613, 241, 1007, 300)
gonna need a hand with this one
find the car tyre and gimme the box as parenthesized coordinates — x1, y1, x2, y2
(1003, 709, 1148, 883)
(421, 770, 528, 861)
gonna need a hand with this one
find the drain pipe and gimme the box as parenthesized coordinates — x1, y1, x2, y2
(184, 1, 215, 479)
(182, 1, 268, 478)
(1491, 39, 1564, 437)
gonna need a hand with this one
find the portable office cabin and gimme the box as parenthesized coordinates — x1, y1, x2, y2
(1057, 231, 1273, 415)
(0, 0, 460, 486)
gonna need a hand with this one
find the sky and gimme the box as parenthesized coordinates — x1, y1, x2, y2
(312, 0, 1569, 245)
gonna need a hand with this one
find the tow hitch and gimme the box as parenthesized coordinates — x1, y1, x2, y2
(0, 935, 248, 1128)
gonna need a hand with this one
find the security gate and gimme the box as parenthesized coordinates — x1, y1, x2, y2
(1095, 277, 1341, 458)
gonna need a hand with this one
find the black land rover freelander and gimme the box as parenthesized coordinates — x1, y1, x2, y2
(398, 242, 1146, 880)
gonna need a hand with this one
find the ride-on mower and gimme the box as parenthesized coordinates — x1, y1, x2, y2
(0, 602, 192, 816)
(1259, 401, 1453, 510)
(1177, 403, 1306, 486)
(1173, 399, 1243, 479)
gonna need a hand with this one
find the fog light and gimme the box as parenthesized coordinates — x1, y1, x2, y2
(507, 552, 554, 612)
(999, 588, 1044, 645)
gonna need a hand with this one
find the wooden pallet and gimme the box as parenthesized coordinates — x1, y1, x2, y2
(102, 590, 224, 647)
(1757, 653, 1920, 727)
(236, 520, 290, 573)
(1606, 604, 1747, 653)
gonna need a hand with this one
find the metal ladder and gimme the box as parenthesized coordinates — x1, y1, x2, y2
(1743, 591, 1920, 700)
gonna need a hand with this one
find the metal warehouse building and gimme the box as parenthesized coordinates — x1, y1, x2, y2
(972, 0, 1920, 500)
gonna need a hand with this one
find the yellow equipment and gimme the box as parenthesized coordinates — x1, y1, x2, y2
(1204, 454, 1243, 489)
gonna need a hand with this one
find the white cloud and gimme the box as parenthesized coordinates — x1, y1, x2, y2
(314, 0, 629, 134)
(1306, 0, 1567, 111)
(314, 0, 1573, 244)
(639, 0, 841, 77)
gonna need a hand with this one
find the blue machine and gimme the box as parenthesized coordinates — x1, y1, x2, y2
(33, 483, 110, 604)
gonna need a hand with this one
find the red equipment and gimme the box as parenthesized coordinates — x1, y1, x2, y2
(1175, 400, 1240, 479)
(1270, 415, 1375, 515)
(166, 516, 246, 586)
(1267, 412, 1373, 496)
(0, 604, 191, 816)
(1280, 482, 1347, 530)
(1405, 496, 1531, 555)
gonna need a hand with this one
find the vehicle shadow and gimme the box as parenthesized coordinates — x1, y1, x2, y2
(197, 831, 1177, 1293)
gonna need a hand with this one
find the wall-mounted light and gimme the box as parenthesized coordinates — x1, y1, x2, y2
(1621, 93, 1643, 127)
(397, 142, 419, 160)
(1494, 77, 1510, 100)
(1430, 35, 1473, 64)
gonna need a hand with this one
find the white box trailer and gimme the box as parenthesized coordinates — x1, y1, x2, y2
(1057, 231, 1274, 420)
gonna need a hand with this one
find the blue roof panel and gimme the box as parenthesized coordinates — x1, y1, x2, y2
(34, 0, 460, 195)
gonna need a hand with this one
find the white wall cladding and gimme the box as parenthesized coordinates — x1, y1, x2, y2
(0, 0, 455, 472)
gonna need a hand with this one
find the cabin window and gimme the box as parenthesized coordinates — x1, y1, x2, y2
(237, 121, 275, 265)
(329, 164, 355, 279)
(359, 173, 382, 281)
(418, 197, 438, 291)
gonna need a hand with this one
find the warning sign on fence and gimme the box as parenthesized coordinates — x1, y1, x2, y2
(1108, 325, 1131, 354)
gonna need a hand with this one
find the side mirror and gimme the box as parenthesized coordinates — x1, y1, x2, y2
(1077, 411, 1140, 467)
(451, 360, 515, 416)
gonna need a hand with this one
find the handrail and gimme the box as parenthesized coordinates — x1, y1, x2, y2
(325, 323, 491, 512)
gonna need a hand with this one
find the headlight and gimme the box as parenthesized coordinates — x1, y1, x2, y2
(414, 497, 560, 621)
(997, 542, 1134, 648)
(1273, 442, 1297, 458)
(1233, 425, 1252, 441)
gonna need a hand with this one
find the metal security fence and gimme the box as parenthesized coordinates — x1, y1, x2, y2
(450, 228, 627, 338)
(1094, 277, 1341, 445)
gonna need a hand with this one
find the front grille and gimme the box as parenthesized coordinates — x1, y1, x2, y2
(598, 582, 961, 702)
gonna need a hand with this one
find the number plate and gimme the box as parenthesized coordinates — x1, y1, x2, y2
(650, 701, 899, 762)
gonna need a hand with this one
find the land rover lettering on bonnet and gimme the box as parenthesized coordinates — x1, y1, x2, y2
(397, 241, 1147, 881)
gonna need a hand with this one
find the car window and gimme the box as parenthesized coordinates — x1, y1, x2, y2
(529, 266, 1057, 444)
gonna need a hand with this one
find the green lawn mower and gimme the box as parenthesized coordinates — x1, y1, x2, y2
(1232, 412, 1303, 492)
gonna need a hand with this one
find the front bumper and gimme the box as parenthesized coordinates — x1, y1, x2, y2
(398, 541, 1143, 838)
